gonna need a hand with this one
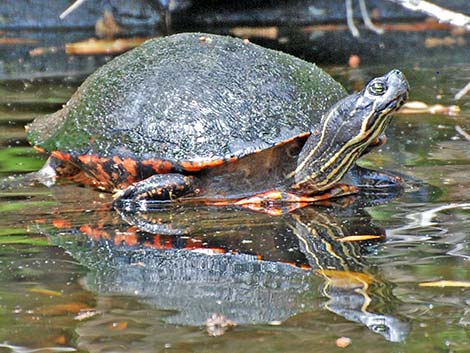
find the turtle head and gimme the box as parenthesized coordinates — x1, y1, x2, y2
(292, 69, 409, 193)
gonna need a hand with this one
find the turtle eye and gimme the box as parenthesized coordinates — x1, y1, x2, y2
(368, 81, 387, 96)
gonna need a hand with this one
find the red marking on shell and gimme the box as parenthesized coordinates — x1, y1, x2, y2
(68, 170, 100, 187)
(141, 159, 173, 173)
(52, 219, 72, 229)
(33, 146, 46, 153)
(77, 155, 114, 188)
(178, 131, 311, 173)
(255, 259, 310, 270)
(111, 156, 138, 185)
(152, 234, 174, 249)
(113, 156, 138, 177)
(279, 131, 310, 143)
(182, 237, 204, 250)
(51, 151, 71, 161)
(114, 233, 138, 246)
(49, 153, 177, 191)
(299, 264, 312, 270)
(123, 158, 138, 175)
(78, 154, 102, 165)
(79, 225, 111, 240)
(179, 157, 237, 172)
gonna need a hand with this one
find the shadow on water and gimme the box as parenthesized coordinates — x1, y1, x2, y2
(26, 186, 409, 345)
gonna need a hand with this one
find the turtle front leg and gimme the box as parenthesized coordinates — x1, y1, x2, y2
(345, 165, 403, 189)
(113, 174, 197, 205)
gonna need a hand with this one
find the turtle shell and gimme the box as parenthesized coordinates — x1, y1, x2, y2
(27, 33, 346, 171)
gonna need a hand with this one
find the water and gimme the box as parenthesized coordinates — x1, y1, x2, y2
(0, 59, 469, 353)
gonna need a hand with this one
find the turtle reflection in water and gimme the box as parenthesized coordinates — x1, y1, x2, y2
(41, 198, 409, 342)
(26, 33, 409, 214)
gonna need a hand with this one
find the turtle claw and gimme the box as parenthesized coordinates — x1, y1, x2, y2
(113, 184, 155, 212)
(112, 184, 137, 201)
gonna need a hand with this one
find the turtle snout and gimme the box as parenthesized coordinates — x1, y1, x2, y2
(387, 69, 410, 93)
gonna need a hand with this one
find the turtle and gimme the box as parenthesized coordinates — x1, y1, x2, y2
(26, 33, 409, 214)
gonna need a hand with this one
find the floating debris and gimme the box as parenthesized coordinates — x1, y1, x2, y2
(455, 125, 470, 142)
(0, 37, 38, 45)
(454, 82, 470, 100)
(29, 288, 62, 297)
(199, 35, 213, 43)
(65, 37, 148, 55)
(38, 303, 91, 315)
(419, 280, 470, 288)
(336, 336, 352, 348)
(348, 54, 360, 68)
(230, 26, 279, 40)
(29, 46, 61, 57)
(425, 36, 465, 48)
(108, 321, 129, 330)
(400, 101, 460, 116)
(74, 309, 102, 321)
(205, 313, 237, 337)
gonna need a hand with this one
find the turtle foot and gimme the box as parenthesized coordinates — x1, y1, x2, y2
(347, 165, 404, 190)
(113, 173, 196, 210)
(232, 185, 358, 216)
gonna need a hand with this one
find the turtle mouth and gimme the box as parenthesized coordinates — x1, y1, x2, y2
(388, 90, 409, 113)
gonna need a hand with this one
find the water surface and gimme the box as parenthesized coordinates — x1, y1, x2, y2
(0, 58, 469, 353)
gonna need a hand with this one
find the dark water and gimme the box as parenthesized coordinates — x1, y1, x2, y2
(0, 59, 469, 353)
